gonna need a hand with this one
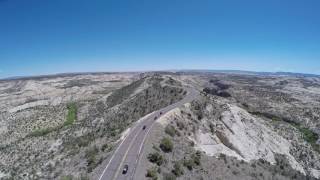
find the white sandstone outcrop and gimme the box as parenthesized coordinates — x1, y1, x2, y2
(194, 104, 306, 174)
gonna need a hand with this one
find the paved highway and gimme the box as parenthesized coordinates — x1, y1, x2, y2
(98, 87, 198, 180)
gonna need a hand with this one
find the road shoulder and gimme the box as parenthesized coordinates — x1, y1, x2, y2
(133, 122, 165, 180)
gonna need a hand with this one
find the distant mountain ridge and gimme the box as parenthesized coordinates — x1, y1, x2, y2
(0, 72, 138, 81)
(176, 69, 320, 78)
(1, 69, 319, 81)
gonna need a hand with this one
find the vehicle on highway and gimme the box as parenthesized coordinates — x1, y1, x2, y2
(142, 125, 146, 130)
(122, 164, 129, 174)
(154, 116, 157, 120)
(160, 111, 162, 115)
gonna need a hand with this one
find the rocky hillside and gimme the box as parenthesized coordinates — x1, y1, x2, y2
(1, 72, 320, 180)
(136, 73, 320, 180)
(0, 73, 185, 180)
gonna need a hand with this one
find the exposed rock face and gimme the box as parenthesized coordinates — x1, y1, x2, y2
(194, 103, 305, 175)
(135, 73, 320, 180)
(196, 74, 320, 178)
(0, 73, 185, 179)
(1, 72, 320, 180)
(144, 94, 319, 179)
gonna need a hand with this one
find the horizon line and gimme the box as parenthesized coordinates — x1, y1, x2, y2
(1, 69, 320, 81)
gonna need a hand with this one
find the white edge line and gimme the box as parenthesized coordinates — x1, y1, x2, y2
(130, 89, 196, 180)
(130, 110, 165, 180)
(99, 87, 196, 180)
(98, 131, 128, 180)
(98, 112, 155, 180)
(130, 118, 157, 180)
(112, 124, 144, 180)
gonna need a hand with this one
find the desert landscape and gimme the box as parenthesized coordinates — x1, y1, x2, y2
(0, 71, 319, 180)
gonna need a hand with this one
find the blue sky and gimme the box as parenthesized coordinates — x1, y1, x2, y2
(0, 0, 319, 78)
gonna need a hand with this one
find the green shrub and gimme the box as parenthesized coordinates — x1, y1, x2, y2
(172, 161, 183, 177)
(183, 159, 194, 170)
(152, 144, 161, 151)
(293, 124, 320, 152)
(76, 136, 92, 147)
(190, 141, 195, 147)
(165, 125, 176, 137)
(85, 146, 99, 172)
(60, 175, 73, 180)
(163, 172, 176, 180)
(101, 143, 108, 151)
(28, 103, 77, 138)
(29, 128, 54, 137)
(219, 153, 227, 163)
(148, 152, 164, 166)
(209, 123, 215, 134)
(191, 151, 201, 166)
(65, 103, 77, 126)
(182, 151, 201, 171)
(160, 137, 173, 153)
(80, 175, 89, 180)
(299, 127, 318, 144)
(146, 167, 158, 180)
(176, 121, 185, 130)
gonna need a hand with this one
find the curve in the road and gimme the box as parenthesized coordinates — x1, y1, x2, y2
(98, 87, 198, 180)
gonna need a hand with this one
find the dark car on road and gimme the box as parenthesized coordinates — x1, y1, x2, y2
(154, 116, 157, 120)
(122, 164, 129, 174)
(142, 125, 146, 130)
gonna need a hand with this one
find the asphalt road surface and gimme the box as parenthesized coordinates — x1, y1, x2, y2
(98, 87, 198, 180)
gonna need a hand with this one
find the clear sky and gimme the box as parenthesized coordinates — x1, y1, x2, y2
(0, 0, 319, 78)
